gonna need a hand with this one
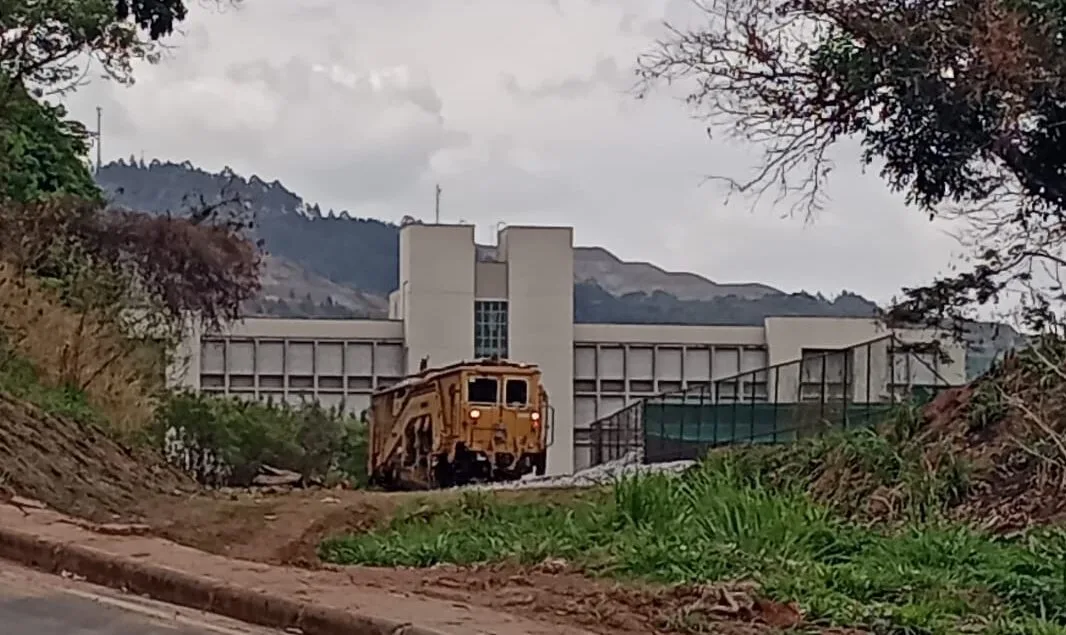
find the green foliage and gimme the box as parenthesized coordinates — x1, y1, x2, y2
(154, 390, 368, 487)
(115, 0, 189, 41)
(0, 90, 100, 203)
(0, 0, 189, 104)
(0, 0, 198, 199)
(0, 344, 100, 424)
(320, 459, 1066, 634)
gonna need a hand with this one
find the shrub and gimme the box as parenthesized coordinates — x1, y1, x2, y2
(154, 390, 368, 487)
(712, 405, 973, 523)
(0, 197, 262, 348)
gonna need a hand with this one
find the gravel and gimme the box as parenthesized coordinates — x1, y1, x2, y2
(465, 450, 696, 491)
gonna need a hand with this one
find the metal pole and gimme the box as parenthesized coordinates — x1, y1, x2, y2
(95, 106, 102, 173)
(842, 348, 850, 429)
(435, 184, 441, 224)
(772, 366, 780, 442)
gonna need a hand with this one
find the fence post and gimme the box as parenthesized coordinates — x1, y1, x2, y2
(772, 366, 780, 443)
(819, 353, 828, 424)
(865, 342, 873, 427)
(842, 347, 850, 430)
(748, 371, 757, 443)
(697, 383, 707, 457)
(730, 379, 738, 446)
(679, 389, 688, 462)
(890, 339, 898, 405)
(713, 379, 721, 446)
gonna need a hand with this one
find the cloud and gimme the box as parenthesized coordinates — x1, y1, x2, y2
(501, 57, 625, 101)
(60, 0, 960, 304)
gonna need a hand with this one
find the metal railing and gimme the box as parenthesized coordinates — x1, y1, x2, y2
(588, 334, 960, 466)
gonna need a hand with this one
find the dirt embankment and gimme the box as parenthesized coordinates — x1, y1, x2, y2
(911, 350, 1066, 530)
(0, 392, 195, 522)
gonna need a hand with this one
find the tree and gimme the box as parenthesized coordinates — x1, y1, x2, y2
(636, 0, 1066, 330)
(0, 0, 223, 202)
(0, 0, 259, 334)
(0, 88, 100, 203)
(0, 196, 262, 339)
(0, 0, 216, 110)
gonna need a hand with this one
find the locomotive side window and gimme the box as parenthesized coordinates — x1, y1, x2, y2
(467, 376, 498, 403)
(504, 378, 528, 406)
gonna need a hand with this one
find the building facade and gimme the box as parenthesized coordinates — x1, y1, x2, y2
(171, 223, 967, 476)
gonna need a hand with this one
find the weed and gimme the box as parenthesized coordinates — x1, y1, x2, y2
(320, 458, 1066, 635)
(0, 346, 101, 424)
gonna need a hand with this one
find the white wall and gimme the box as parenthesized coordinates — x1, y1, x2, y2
(399, 224, 476, 372)
(764, 317, 966, 401)
(500, 226, 575, 476)
(182, 318, 404, 415)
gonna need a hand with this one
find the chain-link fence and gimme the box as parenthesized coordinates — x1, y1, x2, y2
(588, 334, 958, 466)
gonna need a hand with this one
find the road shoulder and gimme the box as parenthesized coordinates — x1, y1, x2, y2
(0, 503, 589, 635)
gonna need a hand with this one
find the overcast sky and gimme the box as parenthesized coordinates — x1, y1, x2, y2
(60, 0, 964, 305)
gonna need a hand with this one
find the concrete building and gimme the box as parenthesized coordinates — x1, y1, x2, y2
(172, 223, 967, 475)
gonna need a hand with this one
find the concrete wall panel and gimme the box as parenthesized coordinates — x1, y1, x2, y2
(345, 343, 374, 375)
(501, 226, 575, 475)
(400, 224, 475, 371)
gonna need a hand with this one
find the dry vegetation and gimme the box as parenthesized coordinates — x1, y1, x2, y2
(0, 197, 261, 438)
(0, 262, 161, 435)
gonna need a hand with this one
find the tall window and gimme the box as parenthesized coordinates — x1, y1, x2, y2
(474, 300, 508, 358)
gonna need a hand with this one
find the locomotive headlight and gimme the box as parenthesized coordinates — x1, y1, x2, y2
(530, 412, 540, 421)
(469, 408, 481, 419)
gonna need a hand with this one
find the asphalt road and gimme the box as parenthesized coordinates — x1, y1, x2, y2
(0, 560, 279, 635)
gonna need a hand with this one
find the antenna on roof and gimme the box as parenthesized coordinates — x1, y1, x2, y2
(434, 184, 441, 224)
(95, 106, 102, 173)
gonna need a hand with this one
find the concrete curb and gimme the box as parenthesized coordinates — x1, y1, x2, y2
(0, 525, 446, 635)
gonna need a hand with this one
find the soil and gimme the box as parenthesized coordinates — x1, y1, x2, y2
(0, 390, 832, 634)
(0, 392, 195, 522)
(916, 373, 1066, 531)
(141, 486, 596, 568)
(37, 371, 1066, 633)
(2, 497, 851, 635)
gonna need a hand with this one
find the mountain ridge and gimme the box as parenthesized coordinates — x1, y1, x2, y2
(93, 158, 1028, 377)
(94, 158, 878, 320)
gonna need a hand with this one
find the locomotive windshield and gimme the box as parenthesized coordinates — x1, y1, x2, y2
(505, 378, 528, 406)
(466, 376, 498, 403)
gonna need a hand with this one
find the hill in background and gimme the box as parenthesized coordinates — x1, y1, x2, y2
(95, 159, 1026, 377)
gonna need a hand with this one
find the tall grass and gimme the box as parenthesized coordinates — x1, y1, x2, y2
(0, 263, 159, 435)
(320, 455, 1066, 634)
(0, 347, 101, 424)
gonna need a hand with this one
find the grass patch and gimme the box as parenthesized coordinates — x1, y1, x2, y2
(0, 346, 101, 424)
(320, 455, 1066, 634)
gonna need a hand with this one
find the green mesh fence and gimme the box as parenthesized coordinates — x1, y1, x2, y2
(588, 334, 958, 466)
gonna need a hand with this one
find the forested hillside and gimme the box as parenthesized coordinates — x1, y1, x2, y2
(95, 159, 882, 325)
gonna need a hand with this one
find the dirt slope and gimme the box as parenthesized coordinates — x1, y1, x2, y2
(0, 392, 195, 522)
